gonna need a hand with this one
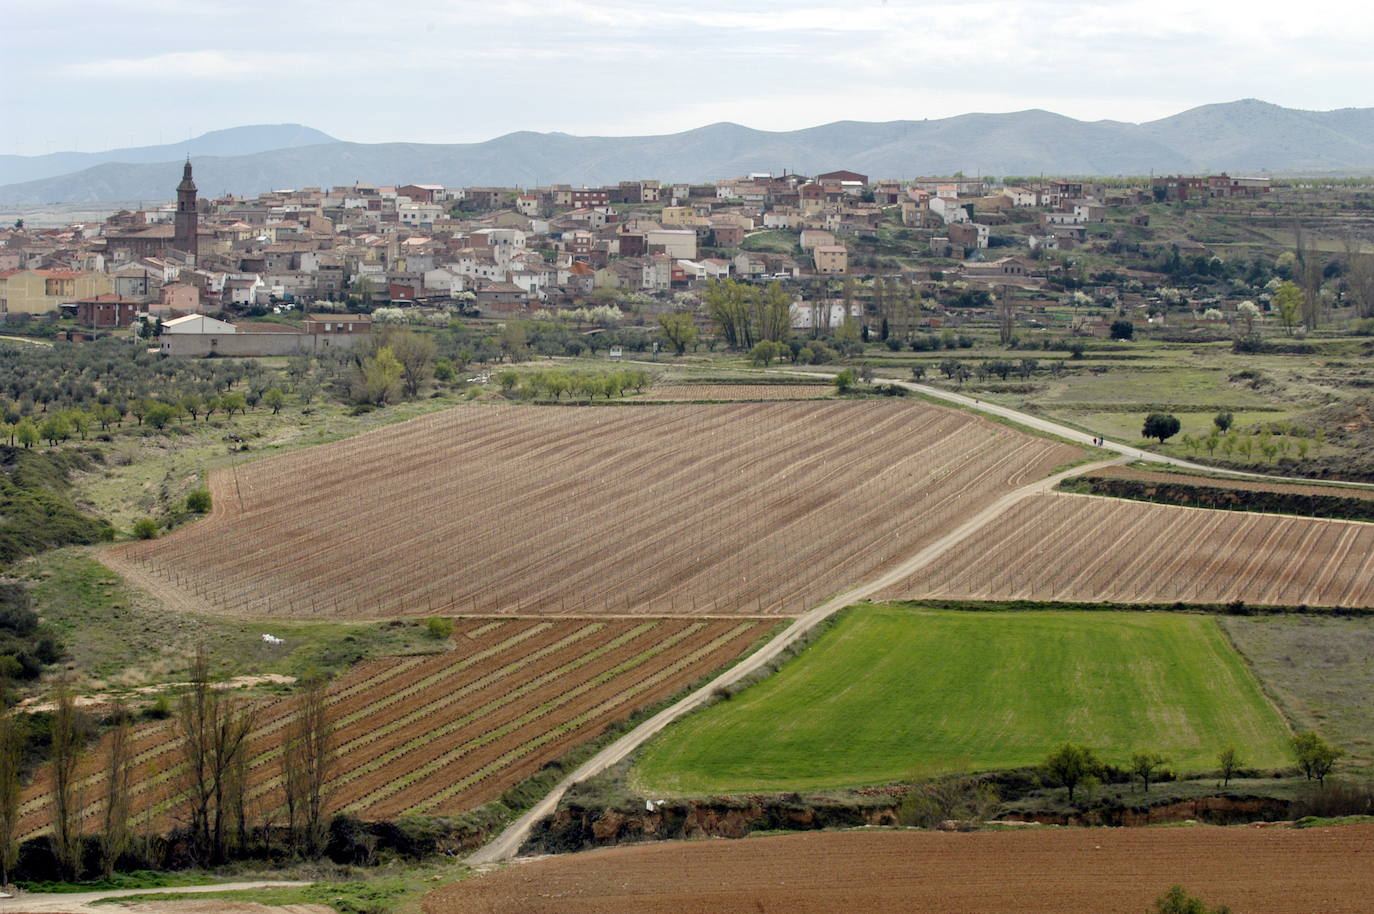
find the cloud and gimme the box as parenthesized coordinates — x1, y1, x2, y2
(61, 50, 305, 80)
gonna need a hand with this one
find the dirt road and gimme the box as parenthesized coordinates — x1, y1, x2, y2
(0, 882, 312, 914)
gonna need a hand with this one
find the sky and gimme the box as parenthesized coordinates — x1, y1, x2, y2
(4, 0, 1374, 155)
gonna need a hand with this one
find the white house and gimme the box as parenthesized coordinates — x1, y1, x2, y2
(162, 314, 236, 335)
(1001, 187, 1041, 207)
(928, 197, 970, 224)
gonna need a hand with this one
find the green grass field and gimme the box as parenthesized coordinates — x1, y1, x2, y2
(632, 606, 1293, 794)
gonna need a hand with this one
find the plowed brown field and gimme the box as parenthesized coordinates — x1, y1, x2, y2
(15, 617, 772, 838)
(104, 401, 1080, 619)
(424, 826, 1374, 914)
(880, 493, 1374, 607)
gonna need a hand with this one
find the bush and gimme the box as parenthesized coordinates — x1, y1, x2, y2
(1154, 885, 1233, 914)
(184, 488, 212, 514)
(131, 518, 159, 540)
(425, 616, 454, 640)
(833, 369, 857, 394)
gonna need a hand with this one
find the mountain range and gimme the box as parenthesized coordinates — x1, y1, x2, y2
(3, 100, 1373, 205)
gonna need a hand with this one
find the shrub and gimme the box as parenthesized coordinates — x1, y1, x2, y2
(131, 518, 159, 540)
(185, 488, 212, 514)
(833, 369, 857, 394)
(1153, 885, 1233, 914)
(425, 616, 454, 640)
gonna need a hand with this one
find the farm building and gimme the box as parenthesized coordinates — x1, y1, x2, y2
(159, 312, 372, 356)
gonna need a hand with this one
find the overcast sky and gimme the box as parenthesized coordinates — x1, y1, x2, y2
(4, 0, 1373, 155)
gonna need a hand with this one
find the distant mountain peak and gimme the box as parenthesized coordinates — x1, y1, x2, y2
(4, 100, 1374, 205)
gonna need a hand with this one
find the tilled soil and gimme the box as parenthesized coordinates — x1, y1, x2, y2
(424, 826, 1374, 914)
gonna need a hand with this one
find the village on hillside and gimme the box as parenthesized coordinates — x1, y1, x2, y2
(0, 165, 1282, 354)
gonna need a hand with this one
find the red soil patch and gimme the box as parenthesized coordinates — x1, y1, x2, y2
(425, 826, 1374, 914)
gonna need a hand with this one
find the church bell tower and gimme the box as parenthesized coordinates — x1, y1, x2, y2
(173, 159, 199, 256)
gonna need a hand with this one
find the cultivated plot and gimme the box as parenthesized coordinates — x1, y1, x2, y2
(422, 826, 1374, 914)
(633, 607, 1292, 793)
(883, 493, 1374, 607)
(17, 617, 773, 838)
(105, 401, 1080, 619)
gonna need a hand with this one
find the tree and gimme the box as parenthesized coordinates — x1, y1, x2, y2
(658, 312, 698, 356)
(1213, 411, 1233, 433)
(1110, 319, 1134, 341)
(281, 678, 333, 857)
(1345, 249, 1374, 319)
(100, 701, 134, 878)
(1291, 731, 1343, 785)
(497, 322, 528, 362)
(703, 279, 754, 349)
(1142, 413, 1181, 443)
(354, 346, 403, 406)
(14, 420, 37, 449)
(144, 403, 177, 430)
(50, 684, 88, 880)
(0, 711, 25, 886)
(1043, 743, 1100, 801)
(388, 331, 437, 398)
(39, 414, 71, 445)
(186, 488, 212, 514)
(833, 369, 857, 394)
(748, 340, 784, 366)
(179, 393, 202, 422)
(1154, 885, 1234, 914)
(1130, 751, 1168, 792)
(177, 647, 255, 864)
(1217, 746, 1241, 787)
(263, 388, 287, 415)
(1272, 281, 1303, 336)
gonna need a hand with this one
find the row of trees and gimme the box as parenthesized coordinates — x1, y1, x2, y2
(0, 651, 334, 881)
(1042, 732, 1343, 803)
(494, 368, 651, 401)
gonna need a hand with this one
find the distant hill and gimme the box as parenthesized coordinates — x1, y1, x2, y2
(4, 101, 1374, 205)
(0, 124, 336, 186)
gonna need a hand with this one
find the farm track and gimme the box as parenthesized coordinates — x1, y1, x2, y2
(882, 492, 1374, 607)
(16, 619, 771, 837)
(104, 402, 1082, 620)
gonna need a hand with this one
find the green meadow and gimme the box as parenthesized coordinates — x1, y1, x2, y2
(633, 606, 1293, 794)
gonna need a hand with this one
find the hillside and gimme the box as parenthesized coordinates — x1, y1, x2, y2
(0, 124, 335, 187)
(4, 100, 1374, 204)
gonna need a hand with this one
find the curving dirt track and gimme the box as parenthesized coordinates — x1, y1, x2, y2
(103, 401, 1081, 620)
(427, 826, 1374, 914)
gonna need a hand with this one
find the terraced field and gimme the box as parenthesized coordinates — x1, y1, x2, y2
(16, 617, 773, 838)
(880, 493, 1374, 607)
(104, 401, 1081, 619)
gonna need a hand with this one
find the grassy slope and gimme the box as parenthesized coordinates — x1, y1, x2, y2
(22, 549, 443, 692)
(1221, 615, 1374, 772)
(633, 606, 1292, 794)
